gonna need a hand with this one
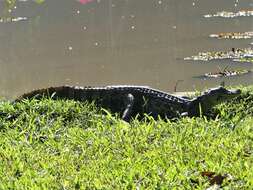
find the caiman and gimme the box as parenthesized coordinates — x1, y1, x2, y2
(15, 85, 241, 121)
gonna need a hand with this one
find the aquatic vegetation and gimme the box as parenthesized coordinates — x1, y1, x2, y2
(233, 57, 253, 63)
(204, 10, 253, 18)
(0, 16, 27, 23)
(4, 0, 45, 5)
(203, 69, 251, 78)
(78, 0, 94, 5)
(184, 47, 253, 61)
(35, 0, 45, 3)
(209, 31, 253, 40)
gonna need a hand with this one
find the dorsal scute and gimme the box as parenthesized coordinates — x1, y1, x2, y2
(17, 85, 192, 105)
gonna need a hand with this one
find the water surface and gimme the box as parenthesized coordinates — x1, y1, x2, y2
(0, 0, 252, 98)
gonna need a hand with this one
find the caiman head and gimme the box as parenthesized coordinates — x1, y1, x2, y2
(188, 86, 241, 116)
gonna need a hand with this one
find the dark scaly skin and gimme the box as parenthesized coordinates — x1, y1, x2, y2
(15, 85, 241, 121)
(188, 86, 241, 116)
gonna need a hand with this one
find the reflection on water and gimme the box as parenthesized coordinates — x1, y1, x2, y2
(0, 0, 252, 98)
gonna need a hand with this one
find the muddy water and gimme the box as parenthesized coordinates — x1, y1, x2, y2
(0, 0, 252, 98)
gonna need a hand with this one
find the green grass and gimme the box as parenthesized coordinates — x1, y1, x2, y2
(0, 86, 253, 189)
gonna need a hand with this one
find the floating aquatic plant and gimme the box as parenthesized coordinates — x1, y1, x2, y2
(195, 65, 252, 78)
(233, 57, 253, 63)
(78, 0, 94, 5)
(204, 10, 253, 18)
(203, 69, 251, 78)
(0, 16, 27, 23)
(209, 31, 253, 39)
(184, 47, 253, 61)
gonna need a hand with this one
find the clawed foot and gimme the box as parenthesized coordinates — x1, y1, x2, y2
(122, 93, 134, 122)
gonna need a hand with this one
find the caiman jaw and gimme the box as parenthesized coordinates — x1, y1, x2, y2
(205, 86, 241, 98)
(189, 87, 241, 116)
(227, 89, 241, 95)
(219, 88, 241, 99)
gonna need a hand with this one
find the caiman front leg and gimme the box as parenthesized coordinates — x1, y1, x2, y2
(122, 93, 135, 122)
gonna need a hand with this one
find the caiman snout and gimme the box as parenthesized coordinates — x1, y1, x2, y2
(217, 87, 241, 98)
(205, 86, 241, 97)
(189, 86, 241, 117)
(228, 88, 241, 95)
(202, 86, 241, 105)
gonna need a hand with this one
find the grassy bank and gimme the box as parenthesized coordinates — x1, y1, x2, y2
(0, 86, 252, 189)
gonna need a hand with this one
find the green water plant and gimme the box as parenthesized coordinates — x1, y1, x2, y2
(209, 31, 253, 40)
(204, 10, 253, 18)
(233, 57, 253, 63)
(200, 66, 252, 78)
(184, 47, 253, 61)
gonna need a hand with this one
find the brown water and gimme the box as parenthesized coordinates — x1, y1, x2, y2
(0, 0, 252, 98)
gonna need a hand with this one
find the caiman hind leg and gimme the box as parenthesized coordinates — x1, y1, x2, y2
(122, 94, 135, 122)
